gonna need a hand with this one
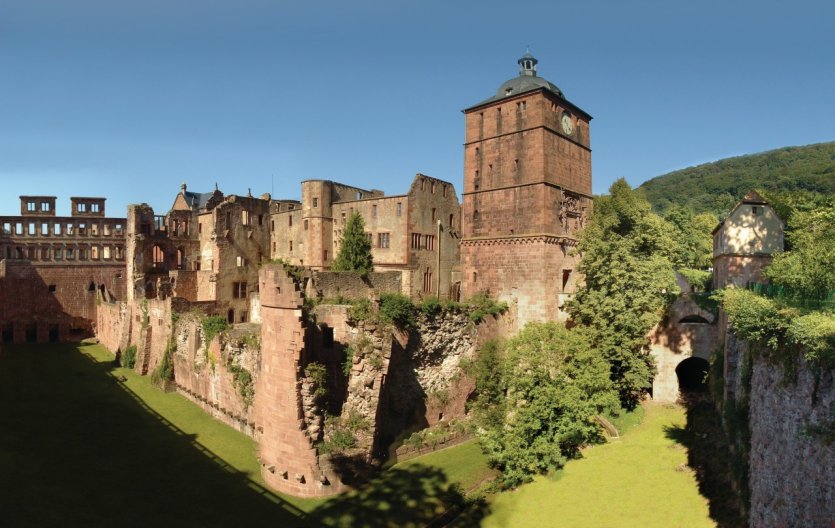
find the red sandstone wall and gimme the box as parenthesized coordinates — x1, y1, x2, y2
(172, 317, 259, 438)
(0, 260, 126, 343)
(96, 301, 131, 354)
(254, 264, 348, 497)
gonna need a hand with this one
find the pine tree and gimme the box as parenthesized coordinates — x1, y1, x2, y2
(332, 211, 373, 276)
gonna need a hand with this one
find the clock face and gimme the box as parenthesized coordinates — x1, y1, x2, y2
(561, 113, 574, 135)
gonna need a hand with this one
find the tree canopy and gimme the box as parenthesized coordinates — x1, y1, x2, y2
(566, 179, 679, 408)
(332, 211, 373, 276)
(639, 142, 835, 216)
(469, 323, 618, 488)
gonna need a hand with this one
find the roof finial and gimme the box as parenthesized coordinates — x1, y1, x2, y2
(215, 182, 219, 191)
(518, 49, 538, 77)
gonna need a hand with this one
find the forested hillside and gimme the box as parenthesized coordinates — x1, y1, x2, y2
(639, 142, 835, 215)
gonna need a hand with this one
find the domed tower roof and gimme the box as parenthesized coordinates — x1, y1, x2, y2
(465, 51, 568, 111)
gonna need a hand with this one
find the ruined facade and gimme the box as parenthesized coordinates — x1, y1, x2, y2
(0, 196, 127, 342)
(270, 174, 462, 300)
(460, 53, 592, 326)
(712, 190, 784, 289)
(127, 184, 270, 324)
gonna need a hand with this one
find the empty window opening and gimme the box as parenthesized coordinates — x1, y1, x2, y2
(77, 203, 87, 213)
(322, 326, 334, 349)
(431, 182, 436, 194)
(304, 219, 309, 231)
(242, 210, 251, 226)
(227, 309, 235, 324)
(431, 208, 436, 222)
(176, 248, 184, 269)
(91, 223, 99, 236)
(88, 281, 96, 292)
(48, 284, 57, 292)
(396, 203, 402, 217)
(103, 246, 111, 260)
(27, 201, 36, 212)
(473, 210, 480, 222)
(152, 245, 165, 268)
(752, 206, 759, 216)
(312, 197, 319, 208)
(91, 246, 99, 260)
(679, 315, 710, 324)
(372, 205, 377, 218)
(449, 214, 454, 228)
(562, 269, 572, 291)
(423, 267, 433, 293)
(91, 203, 100, 213)
(236, 255, 246, 267)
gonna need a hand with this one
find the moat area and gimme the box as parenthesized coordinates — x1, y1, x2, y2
(2, 342, 732, 527)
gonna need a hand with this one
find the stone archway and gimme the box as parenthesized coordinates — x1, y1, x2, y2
(675, 356, 709, 393)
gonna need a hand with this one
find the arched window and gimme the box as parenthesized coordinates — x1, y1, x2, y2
(679, 315, 710, 325)
(176, 248, 185, 270)
(152, 245, 165, 269)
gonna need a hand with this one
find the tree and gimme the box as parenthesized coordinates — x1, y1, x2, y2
(472, 323, 618, 488)
(765, 205, 835, 299)
(332, 211, 373, 276)
(663, 205, 717, 269)
(567, 179, 680, 408)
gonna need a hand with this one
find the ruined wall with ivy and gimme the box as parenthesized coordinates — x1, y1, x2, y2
(747, 352, 835, 527)
(172, 316, 261, 438)
(724, 331, 835, 527)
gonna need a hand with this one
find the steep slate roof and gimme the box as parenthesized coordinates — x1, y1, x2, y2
(183, 191, 216, 210)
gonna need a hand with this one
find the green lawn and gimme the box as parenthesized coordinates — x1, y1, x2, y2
(1, 342, 715, 527)
(480, 403, 715, 528)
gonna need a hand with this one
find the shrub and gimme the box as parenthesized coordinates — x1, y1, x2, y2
(305, 362, 328, 400)
(121, 345, 137, 369)
(379, 293, 416, 328)
(342, 344, 354, 376)
(419, 296, 442, 317)
(678, 268, 713, 292)
(344, 410, 370, 433)
(347, 299, 373, 322)
(467, 291, 508, 323)
(201, 316, 230, 347)
(318, 429, 357, 455)
(150, 344, 174, 387)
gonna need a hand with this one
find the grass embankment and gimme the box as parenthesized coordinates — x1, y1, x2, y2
(1, 343, 715, 527)
(480, 403, 714, 528)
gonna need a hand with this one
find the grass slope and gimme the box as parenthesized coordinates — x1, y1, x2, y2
(638, 141, 835, 215)
(481, 403, 714, 528)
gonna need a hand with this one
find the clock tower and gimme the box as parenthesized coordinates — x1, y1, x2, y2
(460, 52, 593, 325)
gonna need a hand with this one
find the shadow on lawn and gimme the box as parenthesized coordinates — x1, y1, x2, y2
(0, 343, 485, 528)
(664, 391, 746, 528)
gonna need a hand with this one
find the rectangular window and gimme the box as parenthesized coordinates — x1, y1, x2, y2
(341, 212, 346, 224)
(78, 223, 87, 235)
(66, 223, 74, 235)
(91, 246, 99, 260)
(28, 223, 36, 235)
(365, 233, 373, 247)
(15, 223, 23, 235)
(288, 216, 292, 227)
(114, 224, 123, 235)
(102, 223, 111, 236)
(304, 219, 308, 231)
(91, 203, 100, 213)
(313, 197, 319, 208)
(27, 201, 36, 212)
(378, 232, 390, 249)
(411, 233, 421, 249)
(372, 205, 377, 218)
(66, 247, 75, 260)
(115, 246, 123, 259)
(103, 246, 111, 259)
(232, 281, 248, 299)
(236, 255, 246, 267)
(91, 223, 99, 236)
(323, 250, 328, 261)
(258, 214, 263, 226)
(77, 203, 87, 213)
(54, 247, 63, 260)
(41, 202, 51, 212)
(752, 206, 759, 216)
(424, 235, 435, 251)
(431, 208, 436, 222)
(2, 222, 10, 234)
(242, 210, 251, 226)
(396, 202, 402, 217)
(41, 223, 49, 236)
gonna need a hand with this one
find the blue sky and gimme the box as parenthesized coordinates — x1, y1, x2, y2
(1, 0, 833, 217)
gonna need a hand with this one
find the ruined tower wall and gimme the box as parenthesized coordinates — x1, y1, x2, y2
(254, 264, 348, 497)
